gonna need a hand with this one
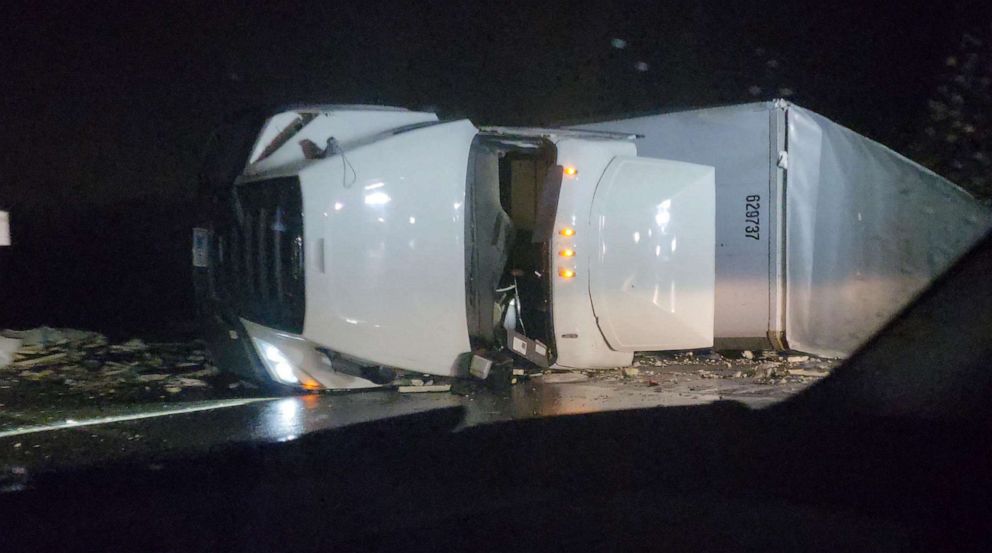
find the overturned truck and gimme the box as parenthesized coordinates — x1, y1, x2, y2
(193, 102, 988, 390)
(194, 106, 716, 390)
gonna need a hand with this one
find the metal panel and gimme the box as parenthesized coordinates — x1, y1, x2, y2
(768, 103, 789, 346)
(246, 108, 438, 176)
(784, 106, 992, 357)
(299, 120, 476, 375)
(578, 104, 775, 344)
(581, 102, 991, 358)
(589, 157, 715, 351)
(551, 138, 637, 369)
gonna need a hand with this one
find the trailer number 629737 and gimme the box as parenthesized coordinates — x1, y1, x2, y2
(745, 194, 760, 240)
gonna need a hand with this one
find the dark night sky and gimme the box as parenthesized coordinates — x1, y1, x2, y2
(0, 0, 989, 334)
(2, 0, 989, 206)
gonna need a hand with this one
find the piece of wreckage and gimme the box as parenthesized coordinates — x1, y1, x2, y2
(0, 327, 226, 394)
(191, 103, 990, 391)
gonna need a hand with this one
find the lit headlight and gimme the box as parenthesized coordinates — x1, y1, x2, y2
(252, 338, 299, 384)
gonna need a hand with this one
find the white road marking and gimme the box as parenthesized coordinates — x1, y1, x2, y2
(0, 397, 278, 439)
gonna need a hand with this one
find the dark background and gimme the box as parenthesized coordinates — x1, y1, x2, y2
(1, 0, 990, 338)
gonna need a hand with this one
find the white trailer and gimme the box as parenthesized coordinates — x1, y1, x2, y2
(578, 101, 991, 357)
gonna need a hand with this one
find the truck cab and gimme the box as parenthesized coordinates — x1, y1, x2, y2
(194, 106, 714, 390)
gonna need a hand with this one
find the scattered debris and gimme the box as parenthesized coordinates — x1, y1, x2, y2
(0, 336, 21, 369)
(0, 326, 245, 399)
(12, 352, 68, 368)
(622, 367, 640, 378)
(787, 368, 829, 378)
(630, 350, 838, 386)
(172, 378, 208, 388)
(398, 384, 452, 393)
(185, 366, 221, 378)
(541, 372, 590, 384)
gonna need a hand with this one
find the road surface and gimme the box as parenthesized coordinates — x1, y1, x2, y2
(0, 352, 833, 473)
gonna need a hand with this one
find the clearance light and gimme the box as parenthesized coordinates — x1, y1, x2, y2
(559, 268, 576, 279)
(559, 248, 576, 257)
(564, 166, 578, 177)
(300, 379, 323, 391)
(560, 227, 575, 237)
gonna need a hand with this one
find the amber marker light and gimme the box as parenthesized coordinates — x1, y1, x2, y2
(300, 379, 323, 391)
(559, 227, 575, 237)
(559, 268, 576, 279)
(559, 248, 576, 257)
(563, 166, 578, 177)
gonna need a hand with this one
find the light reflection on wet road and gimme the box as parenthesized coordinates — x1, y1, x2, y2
(0, 366, 818, 472)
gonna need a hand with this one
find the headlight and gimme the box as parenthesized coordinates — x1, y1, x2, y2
(252, 338, 299, 384)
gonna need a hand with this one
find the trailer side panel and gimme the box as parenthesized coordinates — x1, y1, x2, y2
(785, 106, 991, 357)
(577, 104, 775, 347)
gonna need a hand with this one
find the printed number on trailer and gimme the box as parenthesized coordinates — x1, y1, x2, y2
(745, 194, 760, 240)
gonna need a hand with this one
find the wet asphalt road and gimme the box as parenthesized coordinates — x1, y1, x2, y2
(0, 360, 829, 473)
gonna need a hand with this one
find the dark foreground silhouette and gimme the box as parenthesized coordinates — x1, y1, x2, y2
(2, 231, 990, 552)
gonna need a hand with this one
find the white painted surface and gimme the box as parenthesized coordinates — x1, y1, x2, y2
(247, 111, 302, 165)
(246, 107, 438, 177)
(784, 106, 991, 357)
(0, 210, 9, 246)
(299, 120, 476, 375)
(576, 105, 773, 343)
(581, 102, 991, 357)
(589, 157, 715, 351)
(551, 138, 636, 369)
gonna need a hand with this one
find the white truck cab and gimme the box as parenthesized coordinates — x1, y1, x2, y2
(194, 106, 714, 390)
